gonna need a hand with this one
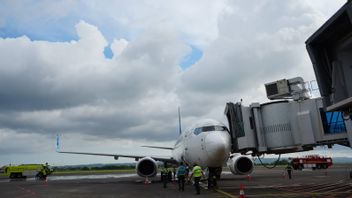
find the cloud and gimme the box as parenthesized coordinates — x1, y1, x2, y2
(178, 0, 329, 115)
(0, 129, 51, 154)
(0, 20, 189, 142)
(111, 38, 129, 56)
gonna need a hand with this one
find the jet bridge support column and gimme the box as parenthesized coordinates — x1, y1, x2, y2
(346, 119, 352, 147)
(250, 103, 267, 152)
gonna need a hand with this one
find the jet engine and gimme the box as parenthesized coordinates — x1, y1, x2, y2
(136, 157, 158, 177)
(227, 154, 253, 175)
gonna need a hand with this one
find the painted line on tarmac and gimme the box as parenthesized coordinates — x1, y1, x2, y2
(199, 182, 237, 198)
(214, 188, 237, 198)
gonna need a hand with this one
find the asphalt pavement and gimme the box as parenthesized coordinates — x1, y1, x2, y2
(0, 165, 351, 198)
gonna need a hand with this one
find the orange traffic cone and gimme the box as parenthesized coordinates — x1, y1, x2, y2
(239, 184, 245, 198)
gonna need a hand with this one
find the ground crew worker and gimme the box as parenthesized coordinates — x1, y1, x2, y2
(286, 164, 293, 179)
(161, 165, 169, 188)
(172, 166, 176, 181)
(189, 163, 205, 195)
(207, 168, 217, 189)
(177, 162, 187, 191)
(168, 167, 172, 182)
(185, 164, 190, 183)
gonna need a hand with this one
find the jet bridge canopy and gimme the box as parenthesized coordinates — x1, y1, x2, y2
(306, 1, 352, 112)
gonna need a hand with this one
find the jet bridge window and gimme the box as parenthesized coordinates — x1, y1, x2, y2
(320, 110, 347, 134)
(193, 125, 228, 135)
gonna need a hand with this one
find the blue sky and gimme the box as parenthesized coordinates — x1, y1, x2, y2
(0, 0, 350, 166)
(0, 0, 203, 68)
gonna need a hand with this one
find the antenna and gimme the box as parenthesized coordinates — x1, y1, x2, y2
(178, 107, 182, 135)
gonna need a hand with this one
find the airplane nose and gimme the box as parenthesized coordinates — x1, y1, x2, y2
(205, 132, 230, 162)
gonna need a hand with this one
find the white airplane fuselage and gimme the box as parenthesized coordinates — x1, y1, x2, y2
(58, 118, 253, 178)
(172, 119, 231, 167)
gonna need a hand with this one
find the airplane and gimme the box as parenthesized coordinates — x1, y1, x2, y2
(57, 118, 254, 180)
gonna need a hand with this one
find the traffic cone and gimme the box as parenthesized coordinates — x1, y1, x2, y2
(239, 184, 245, 198)
(144, 176, 150, 184)
(44, 177, 48, 185)
(246, 174, 252, 181)
(282, 171, 286, 179)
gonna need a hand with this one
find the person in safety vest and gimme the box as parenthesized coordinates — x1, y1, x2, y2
(189, 163, 205, 195)
(286, 163, 293, 179)
(161, 164, 169, 188)
(177, 162, 187, 191)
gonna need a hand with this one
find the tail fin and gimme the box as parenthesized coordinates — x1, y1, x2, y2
(178, 107, 182, 135)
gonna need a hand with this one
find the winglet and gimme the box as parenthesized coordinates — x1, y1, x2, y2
(141, 146, 173, 150)
(56, 134, 60, 152)
(178, 107, 182, 135)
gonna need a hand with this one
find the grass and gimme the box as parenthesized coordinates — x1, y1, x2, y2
(52, 169, 135, 175)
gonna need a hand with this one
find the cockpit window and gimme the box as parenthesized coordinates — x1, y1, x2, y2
(193, 125, 228, 135)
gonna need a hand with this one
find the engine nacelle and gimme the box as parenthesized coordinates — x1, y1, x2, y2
(227, 154, 253, 175)
(136, 157, 158, 177)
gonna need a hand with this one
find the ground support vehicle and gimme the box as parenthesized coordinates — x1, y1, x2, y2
(3, 164, 53, 179)
(290, 155, 333, 170)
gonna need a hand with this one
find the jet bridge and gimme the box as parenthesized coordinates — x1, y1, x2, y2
(225, 96, 350, 155)
(225, 1, 352, 155)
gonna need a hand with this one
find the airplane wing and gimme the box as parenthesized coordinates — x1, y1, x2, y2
(141, 146, 174, 150)
(57, 150, 177, 164)
(56, 134, 177, 164)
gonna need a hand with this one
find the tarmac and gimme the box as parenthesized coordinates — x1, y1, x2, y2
(0, 165, 351, 198)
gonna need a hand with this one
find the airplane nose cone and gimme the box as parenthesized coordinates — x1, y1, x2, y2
(204, 132, 231, 166)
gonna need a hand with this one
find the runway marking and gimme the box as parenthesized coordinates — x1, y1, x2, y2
(274, 180, 352, 197)
(242, 191, 352, 197)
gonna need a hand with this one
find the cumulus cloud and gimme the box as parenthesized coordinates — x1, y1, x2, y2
(111, 38, 129, 56)
(0, 19, 189, 141)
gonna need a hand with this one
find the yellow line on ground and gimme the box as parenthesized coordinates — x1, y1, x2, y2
(215, 188, 237, 198)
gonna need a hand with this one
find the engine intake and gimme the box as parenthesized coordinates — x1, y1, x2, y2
(136, 157, 158, 177)
(227, 154, 253, 175)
